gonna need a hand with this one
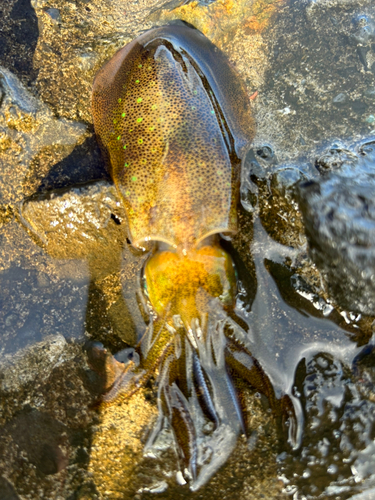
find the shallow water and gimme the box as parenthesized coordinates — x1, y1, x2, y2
(0, 0, 375, 498)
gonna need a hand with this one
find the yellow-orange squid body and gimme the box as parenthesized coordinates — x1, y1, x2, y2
(92, 24, 292, 490)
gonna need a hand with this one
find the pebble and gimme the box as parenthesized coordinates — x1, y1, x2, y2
(364, 87, 375, 100)
(332, 93, 347, 105)
(45, 8, 61, 24)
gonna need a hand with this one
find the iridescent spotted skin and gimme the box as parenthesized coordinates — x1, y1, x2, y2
(92, 24, 254, 249)
(92, 25, 295, 490)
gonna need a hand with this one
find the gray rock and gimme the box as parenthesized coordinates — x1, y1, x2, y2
(297, 140, 375, 315)
(0, 67, 87, 204)
(332, 92, 348, 106)
(364, 86, 375, 100)
(0, 476, 20, 500)
(0, 334, 68, 393)
(270, 166, 308, 198)
(45, 8, 62, 24)
(315, 144, 358, 172)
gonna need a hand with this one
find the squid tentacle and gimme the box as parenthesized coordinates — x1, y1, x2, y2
(164, 381, 198, 481)
(224, 365, 247, 435)
(192, 350, 220, 428)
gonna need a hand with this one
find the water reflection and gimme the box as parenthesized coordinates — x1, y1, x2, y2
(20, 180, 147, 347)
(246, 217, 363, 447)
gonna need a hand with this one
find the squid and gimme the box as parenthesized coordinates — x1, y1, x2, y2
(91, 24, 296, 490)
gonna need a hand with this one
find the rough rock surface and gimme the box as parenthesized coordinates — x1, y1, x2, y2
(298, 140, 375, 315)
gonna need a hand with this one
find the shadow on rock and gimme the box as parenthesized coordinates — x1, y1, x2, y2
(0, 0, 39, 83)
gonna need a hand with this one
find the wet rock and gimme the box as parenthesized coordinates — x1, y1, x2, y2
(352, 99, 367, 114)
(247, 146, 273, 181)
(332, 92, 348, 106)
(168, 0, 217, 6)
(0, 477, 20, 500)
(0, 67, 87, 204)
(18, 179, 146, 347)
(270, 166, 308, 199)
(257, 0, 375, 161)
(297, 140, 375, 315)
(31, 0, 158, 122)
(19, 179, 147, 347)
(255, 144, 276, 163)
(352, 14, 375, 45)
(76, 52, 98, 72)
(20, 180, 126, 258)
(0, 205, 13, 226)
(352, 341, 375, 398)
(3, 409, 70, 475)
(315, 144, 358, 173)
(148, 0, 281, 52)
(0, 264, 90, 354)
(350, 14, 375, 73)
(364, 86, 375, 99)
(45, 8, 62, 24)
(244, 153, 308, 248)
(240, 146, 272, 212)
(0, 337, 101, 498)
(0, 334, 67, 393)
(0, 0, 39, 84)
(280, 352, 375, 498)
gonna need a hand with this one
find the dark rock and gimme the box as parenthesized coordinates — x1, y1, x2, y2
(271, 166, 308, 199)
(245, 150, 267, 182)
(284, 352, 375, 497)
(0, 0, 39, 83)
(315, 144, 358, 173)
(0, 408, 69, 476)
(351, 99, 367, 114)
(0, 477, 20, 500)
(297, 140, 375, 315)
(240, 148, 269, 212)
(255, 144, 276, 164)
